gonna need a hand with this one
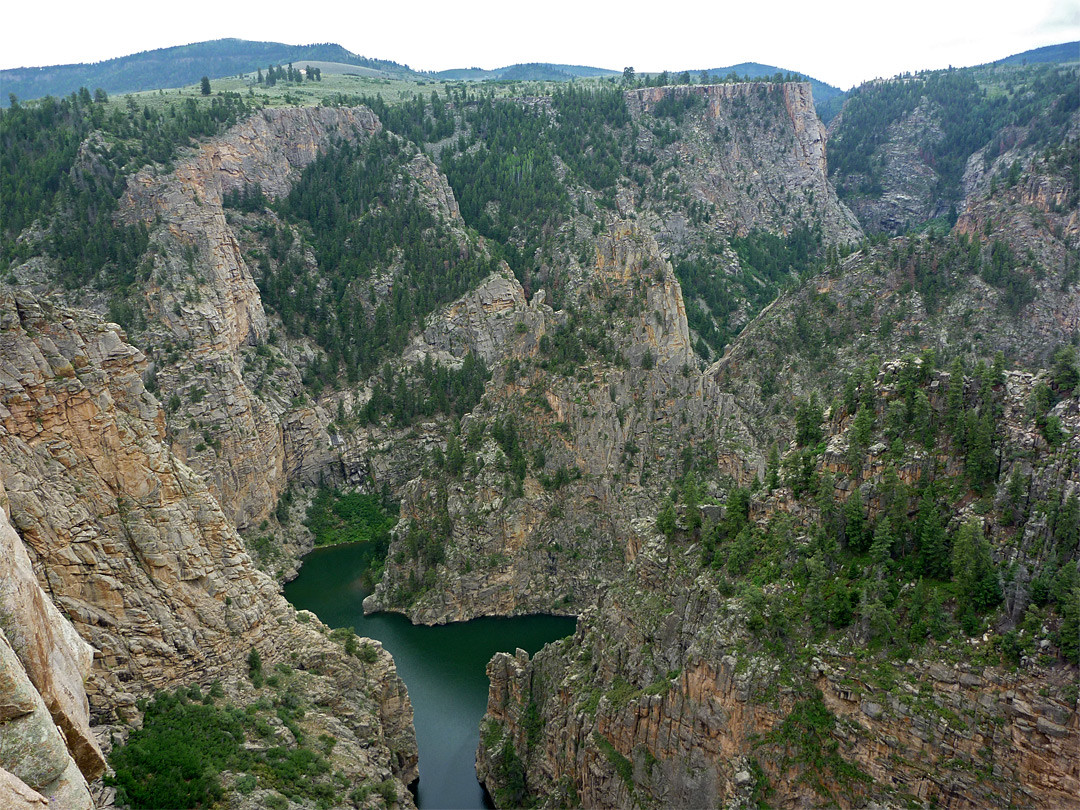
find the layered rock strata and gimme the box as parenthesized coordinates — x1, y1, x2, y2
(0, 290, 417, 800)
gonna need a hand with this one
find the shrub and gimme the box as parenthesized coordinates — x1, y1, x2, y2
(107, 690, 246, 809)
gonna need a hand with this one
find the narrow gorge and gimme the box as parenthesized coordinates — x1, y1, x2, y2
(0, 48, 1076, 810)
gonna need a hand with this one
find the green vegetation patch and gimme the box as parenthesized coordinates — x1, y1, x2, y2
(305, 488, 397, 549)
(108, 683, 346, 809)
(108, 688, 245, 809)
(592, 731, 634, 789)
(761, 689, 869, 799)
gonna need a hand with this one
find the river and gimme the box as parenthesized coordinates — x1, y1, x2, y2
(283, 543, 576, 809)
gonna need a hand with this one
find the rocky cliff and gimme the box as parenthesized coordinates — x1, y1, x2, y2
(832, 99, 947, 232)
(364, 221, 757, 623)
(477, 361, 1080, 809)
(0, 490, 97, 810)
(827, 64, 1078, 235)
(709, 133, 1078, 455)
(625, 82, 862, 247)
(117, 106, 382, 530)
(0, 290, 417, 805)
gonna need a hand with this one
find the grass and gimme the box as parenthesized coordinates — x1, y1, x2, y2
(592, 731, 634, 789)
(102, 69, 626, 121)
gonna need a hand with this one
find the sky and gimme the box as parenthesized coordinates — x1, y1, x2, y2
(2, 0, 1078, 89)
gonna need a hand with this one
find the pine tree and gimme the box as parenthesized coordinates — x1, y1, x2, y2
(795, 393, 824, 446)
(952, 519, 1001, 614)
(806, 552, 829, 634)
(656, 497, 677, 540)
(853, 402, 875, 447)
(200, 76, 211, 96)
(1055, 491, 1079, 548)
(870, 517, 895, 572)
(911, 390, 934, 448)
(765, 445, 780, 491)
(917, 487, 949, 579)
(445, 434, 465, 476)
(843, 490, 868, 552)
(683, 474, 702, 536)
(966, 411, 997, 491)
(946, 357, 966, 436)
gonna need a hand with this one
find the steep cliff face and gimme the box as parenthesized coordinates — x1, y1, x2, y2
(827, 65, 1078, 235)
(709, 136, 1078, 454)
(0, 477, 103, 783)
(955, 125, 1080, 255)
(624, 83, 862, 247)
(365, 222, 757, 623)
(832, 99, 947, 232)
(0, 290, 417, 801)
(0, 485, 99, 810)
(0, 629, 93, 810)
(405, 266, 530, 367)
(477, 364, 1080, 809)
(117, 106, 381, 529)
(481, 585, 1078, 809)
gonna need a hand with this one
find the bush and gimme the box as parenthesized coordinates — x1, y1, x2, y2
(107, 690, 247, 809)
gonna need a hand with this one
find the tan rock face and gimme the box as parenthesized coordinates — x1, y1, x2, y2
(117, 106, 380, 529)
(0, 476, 104, 779)
(0, 632, 93, 810)
(0, 289, 418, 798)
(0, 290, 277, 705)
(0, 767, 49, 810)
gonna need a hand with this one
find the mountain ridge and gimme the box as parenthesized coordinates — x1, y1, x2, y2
(0, 38, 416, 104)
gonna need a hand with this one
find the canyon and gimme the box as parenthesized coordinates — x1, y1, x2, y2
(0, 62, 1076, 810)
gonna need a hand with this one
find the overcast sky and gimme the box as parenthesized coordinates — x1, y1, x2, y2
(3, 0, 1077, 89)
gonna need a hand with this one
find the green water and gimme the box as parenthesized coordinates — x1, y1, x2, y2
(283, 543, 576, 809)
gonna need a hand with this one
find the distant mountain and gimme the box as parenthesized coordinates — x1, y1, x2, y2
(1, 39, 417, 105)
(698, 62, 846, 122)
(431, 62, 619, 82)
(988, 41, 1079, 67)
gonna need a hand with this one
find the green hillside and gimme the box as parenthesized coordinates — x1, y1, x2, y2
(1, 38, 416, 105)
(431, 62, 619, 81)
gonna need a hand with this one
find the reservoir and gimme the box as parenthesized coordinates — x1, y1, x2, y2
(283, 543, 576, 809)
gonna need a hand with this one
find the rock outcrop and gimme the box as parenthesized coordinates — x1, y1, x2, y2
(365, 222, 756, 623)
(833, 100, 947, 232)
(405, 266, 532, 367)
(480, 588, 1079, 809)
(0, 290, 417, 800)
(0, 478, 104, 781)
(118, 106, 381, 529)
(476, 364, 1080, 809)
(0, 629, 93, 810)
(625, 83, 862, 246)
